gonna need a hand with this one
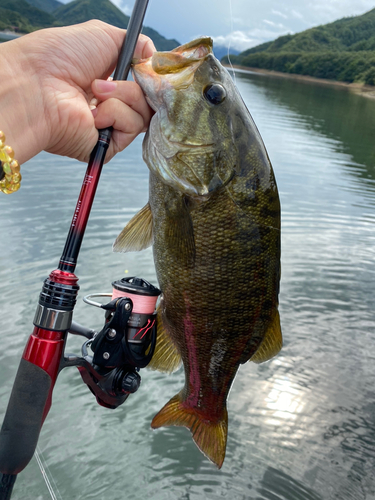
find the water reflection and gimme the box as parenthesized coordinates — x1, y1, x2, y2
(1, 72, 375, 499)
(235, 70, 375, 180)
(259, 467, 323, 500)
(263, 373, 305, 424)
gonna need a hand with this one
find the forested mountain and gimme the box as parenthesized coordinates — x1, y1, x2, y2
(225, 8, 375, 85)
(213, 46, 240, 61)
(52, 0, 179, 50)
(0, 0, 179, 51)
(25, 0, 62, 13)
(0, 0, 55, 31)
(53, 0, 130, 26)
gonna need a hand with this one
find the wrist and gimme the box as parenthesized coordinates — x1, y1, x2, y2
(0, 37, 48, 164)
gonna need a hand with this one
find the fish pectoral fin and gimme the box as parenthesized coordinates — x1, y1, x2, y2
(250, 309, 282, 364)
(113, 203, 153, 253)
(148, 305, 182, 373)
(151, 393, 228, 469)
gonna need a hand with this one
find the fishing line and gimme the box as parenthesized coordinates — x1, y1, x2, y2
(227, 0, 237, 85)
(35, 447, 64, 500)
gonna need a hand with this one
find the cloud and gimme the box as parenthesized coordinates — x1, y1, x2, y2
(212, 31, 256, 52)
(305, 0, 374, 24)
(212, 23, 291, 52)
(272, 9, 288, 19)
(121, 4, 132, 16)
(81, 0, 375, 56)
(109, 0, 132, 15)
(291, 9, 304, 20)
(263, 19, 286, 28)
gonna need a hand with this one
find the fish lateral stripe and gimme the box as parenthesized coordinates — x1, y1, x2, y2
(151, 393, 228, 469)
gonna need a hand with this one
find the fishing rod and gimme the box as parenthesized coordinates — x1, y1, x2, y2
(0, 1, 155, 498)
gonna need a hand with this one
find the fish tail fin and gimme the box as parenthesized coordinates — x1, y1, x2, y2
(151, 393, 228, 468)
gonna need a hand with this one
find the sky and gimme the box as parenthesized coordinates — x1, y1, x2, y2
(60, 0, 375, 51)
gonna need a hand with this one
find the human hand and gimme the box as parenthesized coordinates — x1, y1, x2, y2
(0, 20, 155, 164)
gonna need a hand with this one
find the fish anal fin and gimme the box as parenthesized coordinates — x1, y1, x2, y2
(151, 393, 228, 469)
(250, 309, 282, 364)
(148, 305, 181, 373)
(113, 203, 153, 253)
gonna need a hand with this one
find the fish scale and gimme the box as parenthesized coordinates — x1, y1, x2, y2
(114, 36, 282, 468)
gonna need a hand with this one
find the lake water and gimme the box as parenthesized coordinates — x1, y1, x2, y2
(1, 70, 375, 500)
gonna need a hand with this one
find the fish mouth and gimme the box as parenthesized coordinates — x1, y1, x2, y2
(150, 37, 213, 74)
(133, 37, 213, 72)
(131, 37, 213, 108)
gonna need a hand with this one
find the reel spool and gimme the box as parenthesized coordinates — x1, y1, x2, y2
(110, 277, 161, 359)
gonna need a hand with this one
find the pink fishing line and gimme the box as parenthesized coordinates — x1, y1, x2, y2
(112, 288, 157, 314)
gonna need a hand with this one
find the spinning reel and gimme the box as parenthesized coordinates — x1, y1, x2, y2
(64, 276, 161, 409)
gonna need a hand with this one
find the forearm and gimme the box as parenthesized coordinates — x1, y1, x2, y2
(0, 37, 47, 164)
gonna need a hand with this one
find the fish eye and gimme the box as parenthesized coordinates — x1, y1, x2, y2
(203, 84, 226, 105)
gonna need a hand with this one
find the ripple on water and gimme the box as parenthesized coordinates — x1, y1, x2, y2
(1, 75, 375, 499)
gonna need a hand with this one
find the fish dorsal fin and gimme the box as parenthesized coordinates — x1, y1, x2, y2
(151, 393, 228, 469)
(147, 305, 182, 373)
(250, 309, 282, 364)
(113, 203, 153, 253)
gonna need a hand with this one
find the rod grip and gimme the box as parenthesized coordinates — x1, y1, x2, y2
(0, 359, 52, 475)
(0, 473, 16, 500)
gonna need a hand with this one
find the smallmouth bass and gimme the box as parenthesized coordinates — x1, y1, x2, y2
(114, 37, 282, 468)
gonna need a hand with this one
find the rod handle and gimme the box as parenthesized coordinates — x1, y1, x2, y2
(0, 473, 16, 500)
(0, 359, 52, 475)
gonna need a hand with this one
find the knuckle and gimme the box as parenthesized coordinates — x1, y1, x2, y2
(119, 81, 143, 105)
(129, 82, 143, 103)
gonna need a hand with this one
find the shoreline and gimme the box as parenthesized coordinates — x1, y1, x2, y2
(0, 31, 22, 41)
(224, 64, 375, 100)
